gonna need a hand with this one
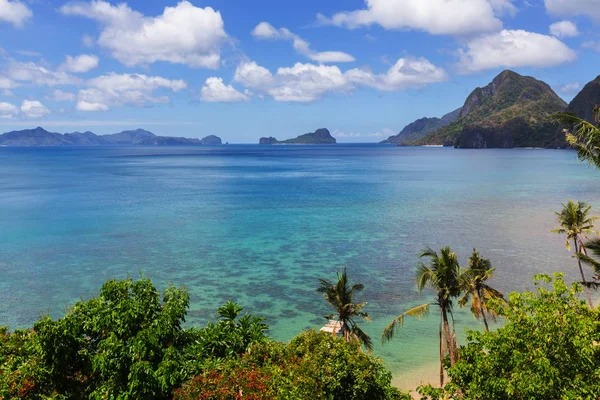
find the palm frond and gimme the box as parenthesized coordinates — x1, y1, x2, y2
(550, 111, 600, 169)
(381, 303, 430, 343)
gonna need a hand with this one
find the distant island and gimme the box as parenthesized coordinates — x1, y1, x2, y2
(259, 128, 336, 144)
(381, 108, 461, 145)
(0, 127, 222, 147)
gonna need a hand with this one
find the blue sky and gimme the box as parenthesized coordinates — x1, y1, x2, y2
(0, 0, 598, 142)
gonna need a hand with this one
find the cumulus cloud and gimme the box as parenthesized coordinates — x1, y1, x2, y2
(0, 101, 18, 118)
(346, 57, 448, 90)
(582, 41, 600, 52)
(6, 61, 81, 86)
(76, 72, 187, 110)
(545, 0, 600, 21)
(20, 100, 50, 118)
(76, 100, 108, 111)
(0, 0, 32, 27)
(318, 0, 514, 35)
(60, 54, 100, 73)
(60, 0, 227, 68)
(0, 76, 18, 89)
(48, 89, 76, 101)
(200, 77, 249, 102)
(233, 57, 447, 102)
(549, 20, 580, 38)
(251, 22, 355, 63)
(457, 29, 576, 73)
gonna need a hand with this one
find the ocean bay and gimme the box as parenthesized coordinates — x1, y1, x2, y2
(1, 144, 598, 385)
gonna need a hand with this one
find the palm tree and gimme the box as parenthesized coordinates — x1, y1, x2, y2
(576, 238, 600, 289)
(381, 246, 462, 386)
(317, 267, 373, 351)
(458, 250, 505, 332)
(551, 105, 600, 169)
(551, 200, 598, 307)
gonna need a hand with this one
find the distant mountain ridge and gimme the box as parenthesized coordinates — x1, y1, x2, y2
(0, 127, 222, 146)
(381, 108, 461, 144)
(411, 70, 568, 148)
(259, 128, 336, 144)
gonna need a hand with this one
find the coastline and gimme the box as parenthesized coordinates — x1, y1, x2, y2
(392, 362, 443, 397)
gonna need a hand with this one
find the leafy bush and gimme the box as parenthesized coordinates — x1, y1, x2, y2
(175, 329, 410, 400)
(419, 273, 600, 399)
(0, 278, 269, 399)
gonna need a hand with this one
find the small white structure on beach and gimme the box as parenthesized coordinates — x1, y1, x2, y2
(320, 319, 342, 335)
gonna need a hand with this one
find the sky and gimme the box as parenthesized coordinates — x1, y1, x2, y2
(0, 0, 598, 143)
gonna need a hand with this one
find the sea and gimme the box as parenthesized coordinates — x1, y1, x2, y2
(1, 144, 599, 388)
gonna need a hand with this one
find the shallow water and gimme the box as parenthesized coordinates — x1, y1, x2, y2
(1, 144, 598, 385)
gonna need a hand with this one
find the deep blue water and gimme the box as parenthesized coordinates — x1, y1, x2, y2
(1, 144, 599, 384)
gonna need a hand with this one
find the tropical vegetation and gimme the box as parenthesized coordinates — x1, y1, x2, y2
(551, 200, 598, 306)
(317, 266, 373, 351)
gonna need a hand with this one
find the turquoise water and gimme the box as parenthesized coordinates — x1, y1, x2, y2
(1, 145, 599, 385)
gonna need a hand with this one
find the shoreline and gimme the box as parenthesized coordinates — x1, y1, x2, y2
(392, 362, 443, 397)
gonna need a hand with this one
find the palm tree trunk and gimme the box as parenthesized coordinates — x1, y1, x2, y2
(441, 305, 456, 366)
(476, 288, 490, 332)
(439, 322, 444, 387)
(574, 239, 594, 308)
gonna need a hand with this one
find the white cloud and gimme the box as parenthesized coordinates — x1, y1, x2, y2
(200, 77, 249, 102)
(0, 0, 32, 27)
(549, 20, 580, 38)
(0, 101, 18, 118)
(333, 130, 361, 137)
(49, 89, 76, 101)
(6, 61, 81, 86)
(557, 82, 582, 96)
(60, 0, 227, 68)
(60, 54, 100, 73)
(545, 0, 600, 21)
(2, 89, 14, 96)
(233, 57, 446, 102)
(457, 29, 576, 73)
(251, 22, 355, 63)
(76, 100, 109, 111)
(0, 76, 18, 89)
(20, 100, 50, 118)
(76, 72, 187, 110)
(346, 57, 448, 90)
(318, 0, 513, 35)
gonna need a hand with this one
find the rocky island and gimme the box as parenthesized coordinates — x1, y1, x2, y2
(409, 70, 568, 148)
(0, 127, 223, 147)
(381, 108, 461, 145)
(259, 128, 336, 144)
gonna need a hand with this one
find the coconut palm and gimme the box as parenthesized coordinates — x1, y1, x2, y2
(458, 250, 505, 332)
(317, 267, 373, 351)
(381, 246, 462, 386)
(551, 105, 600, 169)
(576, 238, 600, 289)
(551, 200, 598, 307)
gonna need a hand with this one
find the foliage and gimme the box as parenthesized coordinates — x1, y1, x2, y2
(175, 330, 410, 400)
(317, 267, 373, 351)
(0, 278, 268, 400)
(418, 273, 600, 399)
(458, 249, 504, 331)
(551, 106, 600, 169)
(382, 246, 463, 386)
(551, 200, 598, 306)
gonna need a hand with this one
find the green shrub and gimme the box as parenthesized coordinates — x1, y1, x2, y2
(175, 330, 410, 400)
(419, 273, 600, 399)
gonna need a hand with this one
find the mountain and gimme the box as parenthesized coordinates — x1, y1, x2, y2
(412, 70, 568, 148)
(565, 75, 600, 124)
(259, 128, 336, 144)
(381, 108, 461, 144)
(0, 127, 223, 146)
